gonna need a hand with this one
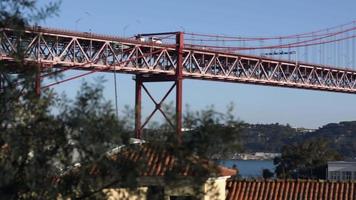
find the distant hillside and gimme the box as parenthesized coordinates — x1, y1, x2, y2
(303, 121, 356, 159)
(240, 123, 300, 153)
(240, 121, 356, 160)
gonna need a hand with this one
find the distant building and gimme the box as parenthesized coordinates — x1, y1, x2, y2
(293, 127, 316, 133)
(327, 161, 356, 181)
(235, 152, 281, 160)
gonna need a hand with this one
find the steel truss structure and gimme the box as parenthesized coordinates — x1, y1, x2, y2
(1, 27, 356, 139)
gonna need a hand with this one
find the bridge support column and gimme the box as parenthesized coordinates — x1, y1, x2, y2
(134, 75, 182, 141)
(134, 32, 184, 142)
(35, 65, 41, 96)
(135, 77, 142, 139)
(175, 32, 184, 142)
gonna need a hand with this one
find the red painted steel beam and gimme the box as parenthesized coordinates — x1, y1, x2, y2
(1, 27, 356, 95)
(134, 76, 177, 139)
(176, 32, 184, 142)
(35, 65, 41, 96)
(138, 75, 177, 82)
(135, 76, 142, 139)
(139, 82, 176, 130)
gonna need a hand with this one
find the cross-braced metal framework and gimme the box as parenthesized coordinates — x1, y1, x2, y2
(135, 76, 178, 138)
(183, 50, 356, 93)
(1, 27, 356, 139)
(1, 27, 355, 94)
(134, 32, 184, 140)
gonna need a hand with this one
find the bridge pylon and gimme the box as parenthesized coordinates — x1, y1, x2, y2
(134, 32, 184, 142)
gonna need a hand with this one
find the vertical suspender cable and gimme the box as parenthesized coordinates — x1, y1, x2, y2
(279, 38, 282, 59)
(345, 30, 349, 67)
(334, 35, 337, 66)
(340, 26, 343, 67)
(319, 38, 324, 65)
(296, 36, 300, 63)
(353, 22, 355, 69)
(311, 33, 315, 64)
(304, 45, 308, 63)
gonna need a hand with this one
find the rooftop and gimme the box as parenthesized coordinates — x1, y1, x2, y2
(109, 143, 237, 177)
(226, 179, 356, 200)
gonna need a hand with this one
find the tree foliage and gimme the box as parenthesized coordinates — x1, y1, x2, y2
(182, 103, 243, 159)
(273, 139, 342, 179)
(0, 1, 61, 199)
(0, 0, 127, 199)
(304, 121, 356, 159)
(0, 76, 128, 199)
(0, 0, 60, 28)
(139, 102, 244, 159)
(262, 169, 274, 179)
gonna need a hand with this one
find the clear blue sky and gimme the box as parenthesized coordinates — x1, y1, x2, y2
(39, 0, 356, 128)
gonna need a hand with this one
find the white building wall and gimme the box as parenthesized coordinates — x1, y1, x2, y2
(327, 161, 356, 181)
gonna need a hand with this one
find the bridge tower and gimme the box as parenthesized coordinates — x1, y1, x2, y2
(134, 32, 184, 142)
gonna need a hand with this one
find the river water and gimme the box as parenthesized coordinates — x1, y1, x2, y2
(219, 160, 275, 178)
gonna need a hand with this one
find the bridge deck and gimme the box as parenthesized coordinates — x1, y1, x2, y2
(1, 27, 355, 94)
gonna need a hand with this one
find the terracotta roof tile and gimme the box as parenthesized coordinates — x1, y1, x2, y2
(351, 182, 355, 200)
(112, 143, 237, 178)
(258, 180, 265, 200)
(217, 166, 237, 177)
(226, 179, 356, 200)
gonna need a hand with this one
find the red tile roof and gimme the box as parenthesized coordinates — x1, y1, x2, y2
(110, 143, 237, 177)
(54, 143, 237, 186)
(226, 179, 356, 200)
(217, 166, 237, 177)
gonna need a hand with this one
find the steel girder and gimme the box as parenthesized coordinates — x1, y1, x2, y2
(1, 27, 356, 94)
(183, 49, 356, 94)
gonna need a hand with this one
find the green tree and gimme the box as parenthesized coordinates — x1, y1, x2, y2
(182, 103, 243, 159)
(0, 0, 60, 28)
(262, 169, 274, 179)
(274, 138, 341, 179)
(52, 80, 131, 199)
(0, 77, 128, 199)
(0, 1, 64, 199)
(140, 102, 244, 159)
(0, 1, 130, 199)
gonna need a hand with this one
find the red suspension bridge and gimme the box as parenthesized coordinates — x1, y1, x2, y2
(1, 22, 356, 140)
